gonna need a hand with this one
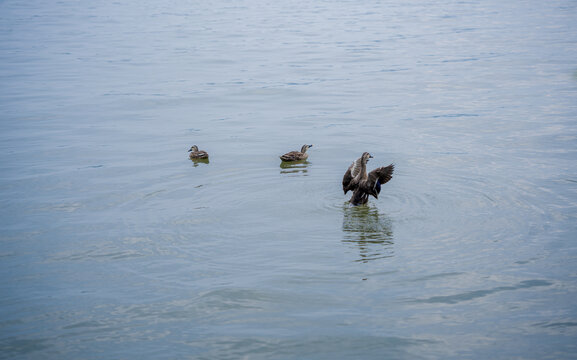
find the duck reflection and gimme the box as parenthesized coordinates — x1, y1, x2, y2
(280, 160, 310, 175)
(190, 158, 209, 167)
(342, 204, 394, 263)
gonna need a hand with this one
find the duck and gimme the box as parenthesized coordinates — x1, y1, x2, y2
(280, 144, 313, 162)
(188, 145, 209, 160)
(342, 152, 394, 206)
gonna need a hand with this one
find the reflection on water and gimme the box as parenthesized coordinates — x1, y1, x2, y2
(190, 158, 210, 167)
(342, 204, 394, 263)
(280, 160, 310, 176)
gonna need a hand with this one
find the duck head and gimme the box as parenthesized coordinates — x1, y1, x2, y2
(301, 144, 313, 153)
(362, 152, 373, 163)
(188, 145, 199, 152)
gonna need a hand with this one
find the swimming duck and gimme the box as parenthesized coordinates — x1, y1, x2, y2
(188, 145, 209, 160)
(342, 152, 394, 206)
(280, 144, 313, 162)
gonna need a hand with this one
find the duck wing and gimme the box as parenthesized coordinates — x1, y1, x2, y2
(280, 151, 304, 161)
(342, 156, 366, 194)
(189, 150, 209, 159)
(342, 163, 355, 194)
(365, 164, 394, 199)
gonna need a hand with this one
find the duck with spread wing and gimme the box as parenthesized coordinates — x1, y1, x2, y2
(342, 152, 394, 206)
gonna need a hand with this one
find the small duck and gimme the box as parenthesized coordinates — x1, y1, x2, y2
(342, 152, 394, 206)
(280, 144, 313, 162)
(188, 145, 209, 160)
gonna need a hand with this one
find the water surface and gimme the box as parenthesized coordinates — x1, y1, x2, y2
(1, 0, 577, 359)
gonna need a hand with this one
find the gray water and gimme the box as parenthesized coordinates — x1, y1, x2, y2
(1, 0, 577, 359)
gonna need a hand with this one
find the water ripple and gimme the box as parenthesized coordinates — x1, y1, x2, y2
(412, 280, 553, 305)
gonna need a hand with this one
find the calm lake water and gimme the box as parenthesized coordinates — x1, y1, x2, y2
(1, 0, 577, 359)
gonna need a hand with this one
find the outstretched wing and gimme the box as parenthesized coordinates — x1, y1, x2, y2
(350, 156, 364, 179)
(366, 164, 394, 199)
(342, 156, 366, 194)
(342, 162, 355, 194)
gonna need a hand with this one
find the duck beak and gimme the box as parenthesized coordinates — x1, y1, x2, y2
(369, 154, 373, 158)
(309, 144, 313, 147)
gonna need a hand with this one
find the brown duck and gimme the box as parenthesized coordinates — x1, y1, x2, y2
(188, 145, 209, 160)
(342, 152, 394, 205)
(280, 144, 313, 162)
